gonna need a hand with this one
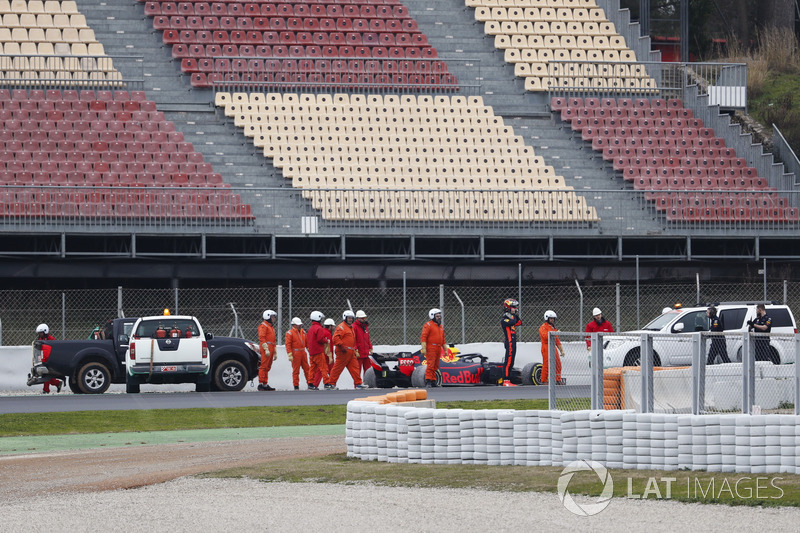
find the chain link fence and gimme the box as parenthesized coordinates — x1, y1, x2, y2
(1, 281, 799, 346)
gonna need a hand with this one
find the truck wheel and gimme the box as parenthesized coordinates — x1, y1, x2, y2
(77, 362, 111, 394)
(363, 368, 377, 388)
(68, 376, 83, 394)
(213, 360, 247, 391)
(196, 380, 211, 392)
(77, 363, 111, 394)
(411, 366, 426, 388)
(521, 363, 542, 386)
(126, 375, 140, 394)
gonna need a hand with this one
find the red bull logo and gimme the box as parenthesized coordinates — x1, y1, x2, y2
(442, 368, 482, 384)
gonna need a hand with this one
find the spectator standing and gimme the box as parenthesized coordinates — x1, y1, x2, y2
(421, 308, 445, 388)
(585, 307, 614, 351)
(306, 311, 330, 391)
(539, 310, 565, 385)
(749, 304, 773, 362)
(36, 324, 61, 394)
(500, 299, 521, 387)
(329, 311, 368, 390)
(354, 309, 373, 378)
(706, 306, 730, 365)
(257, 310, 277, 391)
(285, 317, 311, 390)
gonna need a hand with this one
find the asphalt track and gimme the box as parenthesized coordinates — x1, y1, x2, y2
(0, 385, 589, 414)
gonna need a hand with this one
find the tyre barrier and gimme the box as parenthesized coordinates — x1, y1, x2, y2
(346, 403, 800, 473)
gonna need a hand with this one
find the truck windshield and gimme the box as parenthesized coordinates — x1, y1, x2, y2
(135, 319, 199, 338)
(642, 311, 681, 331)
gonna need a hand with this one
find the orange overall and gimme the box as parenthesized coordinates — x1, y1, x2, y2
(306, 322, 331, 387)
(257, 320, 276, 385)
(539, 321, 563, 383)
(329, 321, 363, 387)
(421, 319, 445, 381)
(285, 326, 310, 388)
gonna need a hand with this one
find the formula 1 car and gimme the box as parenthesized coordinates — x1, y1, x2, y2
(363, 345, 543, 388)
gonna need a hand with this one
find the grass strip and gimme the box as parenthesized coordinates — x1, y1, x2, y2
(0, 405, 347, 437)
(208, 453, 800, 508)
(0, 399, 552, 437)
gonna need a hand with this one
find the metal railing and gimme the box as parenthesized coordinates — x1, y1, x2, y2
(210, 56, 479, 95)
(0, 186, 799, 235)
(546, 61, 747, 110)
(550, 331, 800, 415)
(772, 124, 800, 188)
(0, 54, 145, 91)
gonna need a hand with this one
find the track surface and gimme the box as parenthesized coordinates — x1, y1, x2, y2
(0, 385, 588, 414)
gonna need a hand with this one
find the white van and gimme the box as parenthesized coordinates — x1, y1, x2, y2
(601, 303, 797, 368)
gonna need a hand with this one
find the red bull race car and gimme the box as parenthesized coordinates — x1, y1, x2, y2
(363, 345, 543, 388)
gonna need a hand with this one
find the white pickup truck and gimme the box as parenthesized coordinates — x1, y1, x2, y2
(125, 315, 211, 393)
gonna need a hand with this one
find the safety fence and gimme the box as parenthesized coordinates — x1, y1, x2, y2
(549, 331, 800, 416)
(2, 281, 799, 346)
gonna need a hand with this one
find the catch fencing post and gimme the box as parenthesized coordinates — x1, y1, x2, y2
(548, 331, 557, 410)
(439, 284, 444, 325)
(61, 292, 65, 340)
(117, 286, 124, 317)
(453, 291, 465, 344)
(277, 285, 283, 336)
(575, 279, 583, 333)
(742, 331, 754, 414)
(795, 333, 800, 415)
(591, 333, 604, 410)
(402, 271, 407, 344)
(640, 333, 654, 413)
(691, 332, 705, 415)
(288, 280, 292, 325)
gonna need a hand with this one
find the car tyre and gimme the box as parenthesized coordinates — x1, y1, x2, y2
(213, 359, 247, 391)
(77, 362, 111, 394)
(125, 374, 140, 394)
(521, 362, 542, 386)
(623, 348, 661, 367)
(363, 368, 377, 389)
(411, 365, 426, 388)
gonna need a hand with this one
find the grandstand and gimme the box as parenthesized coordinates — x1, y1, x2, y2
(0, 0, 798, 284)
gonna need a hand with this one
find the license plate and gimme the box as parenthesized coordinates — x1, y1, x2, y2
(160, 366, 178, 372)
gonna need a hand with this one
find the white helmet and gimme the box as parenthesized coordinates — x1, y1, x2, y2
(429, 308, 442, 319)
(291, 317, 302, 326)
(356, 310, 367, 318)
(592, 307, 602, 316)
(310, 310, 324, 322)
(263, 309, 276, 321)
(662, 307, 672, 314)
(343, 310, 355, 321)
(323, 318, 335, 326)
(544, 310, 557, 320)
(36, 323, 49, 334)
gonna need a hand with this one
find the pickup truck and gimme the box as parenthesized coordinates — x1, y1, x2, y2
(27, 317, 261, 394)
